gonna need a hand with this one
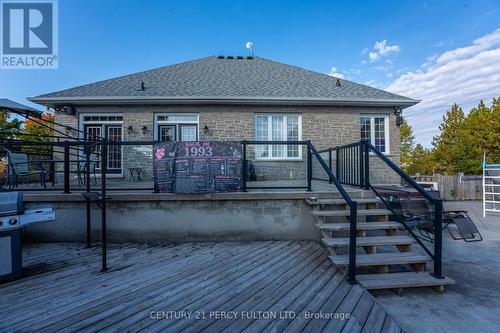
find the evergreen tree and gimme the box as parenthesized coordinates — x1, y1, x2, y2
(431, 104, 465, 174)
(400, 118, 415, 173)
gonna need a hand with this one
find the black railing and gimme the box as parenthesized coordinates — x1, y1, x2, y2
(1, 139, 316, 194)
(308, 143, 358, 283)
(241, 140, 312, 191)
(363, 141, 443, 279)
(317, 141, 370, 189)
(320, 139, 444, 280)
(1, 138, 443, 281)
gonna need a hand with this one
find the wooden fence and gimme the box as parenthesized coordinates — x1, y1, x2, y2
(412, 173, 482, 200)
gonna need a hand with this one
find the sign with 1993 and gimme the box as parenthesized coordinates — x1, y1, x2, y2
(154, 141, 243, 193)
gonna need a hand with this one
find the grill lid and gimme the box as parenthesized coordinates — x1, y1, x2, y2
(0, 192, 24, 217)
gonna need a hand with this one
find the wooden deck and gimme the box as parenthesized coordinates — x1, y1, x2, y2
(0, 241, 403, 333)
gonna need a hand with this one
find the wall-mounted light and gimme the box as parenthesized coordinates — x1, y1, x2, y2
(203, 125, 209, 135)
(65, 126, 75, 137)
(141, 125, 148, 135)
(394, 107, 404, 127)
(127, 125, 134, 134)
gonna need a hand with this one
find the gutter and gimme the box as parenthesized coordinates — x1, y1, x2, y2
(28, 96, 420, 109)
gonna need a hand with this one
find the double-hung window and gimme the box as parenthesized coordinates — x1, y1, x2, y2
(360, 115, 390, 153)
(255, 114, 302, 160)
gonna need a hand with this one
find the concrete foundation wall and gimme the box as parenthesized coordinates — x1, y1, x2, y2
(24, 198, 320, 243)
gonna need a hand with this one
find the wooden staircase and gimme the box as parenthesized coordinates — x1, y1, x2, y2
(307, 196, 455, 293)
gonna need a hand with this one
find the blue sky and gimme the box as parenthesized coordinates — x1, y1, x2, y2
(1, 0, 499, 146)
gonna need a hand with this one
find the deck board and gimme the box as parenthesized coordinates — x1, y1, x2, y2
(0, 241, 403, 333)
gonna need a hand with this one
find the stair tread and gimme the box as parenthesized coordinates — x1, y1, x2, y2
(312, 209, 393, 217)
(306, 198, 379, 205)
(328, 252, 430, 266)
(357, 272, 455, 289)
(322, 235, 415, 247)
(317, 221, 401, 231)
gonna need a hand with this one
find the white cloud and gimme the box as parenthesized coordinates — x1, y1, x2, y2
(328, 66, 345, 79)
(361, 48, 369, 55)
(387, 28, 500, 146)
(435, 38, 453, 48)
(366, 39, 400, 62)
(368, 51, 380, 62)
(374, 39, 400, 56)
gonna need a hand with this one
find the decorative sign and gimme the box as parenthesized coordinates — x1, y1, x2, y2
(154, 141, 243, 193)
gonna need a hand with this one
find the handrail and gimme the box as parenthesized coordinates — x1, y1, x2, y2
(308, 143, 358, 284)
(363, 141, 443, 279)
(365, 141, 437, 203)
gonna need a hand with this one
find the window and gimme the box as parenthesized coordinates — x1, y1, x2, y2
(255, 114, 301, 159)
(80, 114, 123, 174)
(155, 113, 199, 142)
(360, 115, 390, 153)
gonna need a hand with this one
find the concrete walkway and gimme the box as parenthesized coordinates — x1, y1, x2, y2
(372, 200, 500, 333)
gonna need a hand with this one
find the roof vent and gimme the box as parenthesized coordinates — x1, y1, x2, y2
(335, 78, 341, 87)
(139, 81, 146, 91)
(227, 56, 234, 59)
(217, 55, 225, 59)
(237, 56, 244, 59)
(246, 56, 254, 60)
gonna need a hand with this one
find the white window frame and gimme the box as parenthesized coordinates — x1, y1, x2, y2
(154, 113, 199, 141)
(360, 114, 390, 154)
(254, 113, 302, 161)
(79, 113, 124, 177)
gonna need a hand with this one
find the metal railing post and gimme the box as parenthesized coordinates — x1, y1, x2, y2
(242, 141, 247, 192)
(433, 200, 444, 279)
(328, 150, 333, 183)
(359, 143, 364, 188)
(85, 143, 91, 248)
(347, 203, 358, 284)
(307, 141, 312, 191)
(63, 141, 70, 193)
(336, 149, 340, 183)
(101, 139, 108, 272)
(363, 140, 370, 189)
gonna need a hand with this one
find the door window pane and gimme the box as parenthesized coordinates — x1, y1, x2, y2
(86, 126, 102, 168)
(180, 125, 197, 141)
(159, 126, 176, 142)
(107, 126, 122, 170)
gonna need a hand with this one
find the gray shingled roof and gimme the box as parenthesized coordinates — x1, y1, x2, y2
(30, 56, 418, 107)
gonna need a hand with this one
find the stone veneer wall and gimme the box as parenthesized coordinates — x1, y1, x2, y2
(53, 104, 401, 184)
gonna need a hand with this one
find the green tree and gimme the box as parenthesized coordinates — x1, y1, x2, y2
(407, 144, 434, 175)
(0, 110, 22, 141)
(456, 99, 500, 173)
(20, 113, 55, 155)
(400, 118, 415, 173)
(431, 104, 465, 174)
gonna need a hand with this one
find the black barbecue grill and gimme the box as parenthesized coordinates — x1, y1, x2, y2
(0, 192, 55, 282)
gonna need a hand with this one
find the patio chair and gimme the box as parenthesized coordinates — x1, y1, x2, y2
(76, 153, 97, 186)
(380, 190, 436, 242)
(427, 190, 483, 242)
(3, 148, 46, 188)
